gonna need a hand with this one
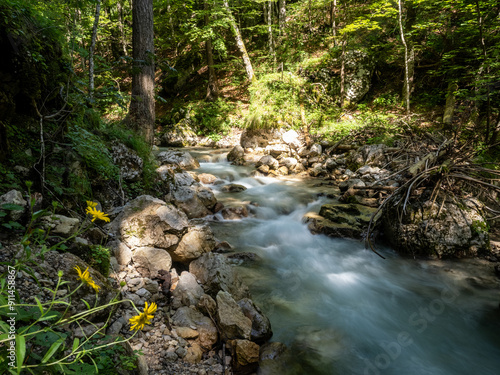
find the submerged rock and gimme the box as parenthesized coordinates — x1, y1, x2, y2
(304, 203, 376, 239)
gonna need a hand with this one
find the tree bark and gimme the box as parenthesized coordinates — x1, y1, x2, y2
(398, 0, 410, 115)
(340, 36, 346, 107)
(117, 0, 128, 56)
(279, 0, 286, 36)
(331, 0, 337, 40)
(223, 0, 255, 81)
(89, 0, 101, 101)
(475, 0, 491, 143)
(266, 1, 276, 68)
(128, 0, 155, 145)
(205, 0, 219, 101)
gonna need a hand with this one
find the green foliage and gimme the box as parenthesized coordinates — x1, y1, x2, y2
(0, 200, 142, 374)
(246, 73, 307, 129)
(192, 98, 236, 135)
(89, 245, 111, 277)
(67, 125, 119, 182)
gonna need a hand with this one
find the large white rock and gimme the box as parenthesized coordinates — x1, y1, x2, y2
(132, 247, 173, 276)
(0, 189, 27, 221)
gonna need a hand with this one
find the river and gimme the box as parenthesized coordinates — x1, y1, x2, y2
(190, 147, 500, 375)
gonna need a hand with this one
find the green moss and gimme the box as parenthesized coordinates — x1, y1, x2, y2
(471, 220, 489, 235)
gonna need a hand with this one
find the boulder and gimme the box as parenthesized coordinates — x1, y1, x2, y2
(171, 306, 218, 350)
(240, 128, 283, 149)
(282, 130, 303, 150)
(189, 253, 250, 300)
(157, 150, 200, 170)
(256, 155, 279, 170)
(41, 214, 80, 237)
(347, 144, 387, 170)
(342, 50, 375, 103)
(221, 206, 249, 220)
(381, 197, 490, 258)
(265, 144, 289, 158)
(339, 178, 366, 193)
(227, 145, 245, 164)
(237, 298, 273, 343)
(216, 291, 252, 341)
(308, 163, 325, 177)
(40, 251, 116, 319)
(111, 141, 143, 182)
(198, 173, 219, 184)
(304, 203, 376, 239)
(184, 342, 204, 364)
(171, 271, 204, 308)
(167, 185, 216, 219)
(158, 120, 198, 147)
(108, 240, 132, 265)
(221, 184, 247, 193)
(0, 189, 27, 221)
(132, 247, 173, 277)
(282, 157, 298, 170)
(308, 143, 323, 158)
(172, 225, 216, 263)
(108, 195, 189, 250)
(230, 339, 260, 373)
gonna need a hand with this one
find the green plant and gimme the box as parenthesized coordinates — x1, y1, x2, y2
(0, 198, 154, 374)
(89, 245, 111, 277)
(67, 125, 119, 182)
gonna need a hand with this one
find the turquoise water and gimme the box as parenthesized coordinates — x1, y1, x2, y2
(192, 148, 500, 375)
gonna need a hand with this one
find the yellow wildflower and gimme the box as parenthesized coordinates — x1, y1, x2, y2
(86, 204, 110, 223)
(129, 302, 157, 331)
(74, 266, 100, 293)
(86, 201, 98, 209)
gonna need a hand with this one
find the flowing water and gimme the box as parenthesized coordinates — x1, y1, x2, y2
(190, 148, 500, 375)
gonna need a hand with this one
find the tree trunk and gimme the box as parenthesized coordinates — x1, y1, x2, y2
(128, 0, 155, 145)
(205, 0, 219, 101)
(117, 0, 128, 56)
(331, 0, 337, 40)
(475, 0, 491, 143)
(340, 36, 346, 107)
(167, 0, 177, 56)
(266, 1, 276, 69)
(443, 82, 458, 126)
(398, 0, 410, 115)
(279, 0, 286, 36)
(223, 0, 255, 81)
(89, 0, 101, 101)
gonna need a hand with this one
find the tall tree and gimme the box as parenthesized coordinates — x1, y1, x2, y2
(205, 0, 219, 101)
(265, 0, 276, 68)
(89, 0, 101, 101)
(128, 0, 155, 144)
(278, 0, 286, 36)
(223, 0, 255, 81)
(398, 0, 410, 115)
(117, 0, 128, 56)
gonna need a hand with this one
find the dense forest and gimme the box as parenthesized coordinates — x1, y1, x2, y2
(1, 0, 500, 373)
(1, 0, 499, 194)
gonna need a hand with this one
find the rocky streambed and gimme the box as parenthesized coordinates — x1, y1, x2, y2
(1, 127, 499, 375)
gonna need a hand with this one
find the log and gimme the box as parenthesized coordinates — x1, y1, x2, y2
(351, 186, 398, 191)
(407, 139, 452, 177)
